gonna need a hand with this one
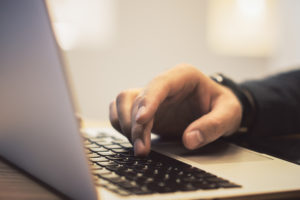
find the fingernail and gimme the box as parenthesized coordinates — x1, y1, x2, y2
(134, 138, 145, 156)
(186, 130, 204, 149)
(135, 106, 146, 121)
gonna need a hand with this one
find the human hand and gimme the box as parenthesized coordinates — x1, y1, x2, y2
(109, 64, 242, 156)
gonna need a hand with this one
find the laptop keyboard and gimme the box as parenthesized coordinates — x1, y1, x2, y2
(84, 132, 241, 196)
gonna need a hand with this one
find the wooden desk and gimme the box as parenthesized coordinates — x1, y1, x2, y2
(0, 158, 63, 200)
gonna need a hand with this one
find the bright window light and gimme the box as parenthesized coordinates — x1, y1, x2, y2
(237, 0, 266, 19)
(47, 0, 116, 51)
(206, 0, 277, 57)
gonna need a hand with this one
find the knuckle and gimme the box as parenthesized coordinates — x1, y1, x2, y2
(116, 91, 128, 104)
(133, 94, 146, 107)
(116, 89, 140, 104)
(175, 63, 197, 72)
(151, 74, 165, 86)
(127, 88, 141, 94)
(135, 94, 144, 102)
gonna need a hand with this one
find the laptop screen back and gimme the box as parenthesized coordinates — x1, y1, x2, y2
(0, 1, 96, 199)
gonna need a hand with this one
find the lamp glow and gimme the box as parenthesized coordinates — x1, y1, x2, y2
(206, 0, 277, 57)
(47, 0, 116, 51)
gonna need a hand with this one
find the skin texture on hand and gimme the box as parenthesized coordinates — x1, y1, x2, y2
(109, 64, 242, 156)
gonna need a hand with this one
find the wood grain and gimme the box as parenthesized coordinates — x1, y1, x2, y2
(0, 159, 63, 200)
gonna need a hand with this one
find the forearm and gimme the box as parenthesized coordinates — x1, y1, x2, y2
(240, 69, 300, 137)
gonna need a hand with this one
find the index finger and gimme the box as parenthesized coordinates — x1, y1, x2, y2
(131, 65, 202, 155)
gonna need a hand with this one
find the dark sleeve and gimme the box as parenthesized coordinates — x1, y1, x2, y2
(239, 69, 300, 137)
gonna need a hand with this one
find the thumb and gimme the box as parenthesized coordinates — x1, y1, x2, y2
(182, 103, 240, 150)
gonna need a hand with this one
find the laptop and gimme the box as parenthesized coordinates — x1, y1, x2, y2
(1, 1, 300, 199)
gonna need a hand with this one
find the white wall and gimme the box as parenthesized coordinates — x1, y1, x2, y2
(268, 0, 300, 73)
(63, 0, 274, 120)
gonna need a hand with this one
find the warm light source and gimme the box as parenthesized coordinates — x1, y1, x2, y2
(206, 0, 277, 57)
(237, 0, 266, 19)
(53, 22, 79, 51)
(47, 0, 116, 51)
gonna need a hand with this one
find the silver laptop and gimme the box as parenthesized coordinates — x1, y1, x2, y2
(1, 1, 300, 199)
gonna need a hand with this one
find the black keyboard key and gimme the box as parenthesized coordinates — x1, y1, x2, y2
(90, 157, 109, 162)
(111, 148, 129, 153)
(105, 164, 124, 171)
(130, 187, 152, 195)
(192, 181, 219, 190)
(85, 143, 99, 148)
(88, 153, 101, 158)
(103, 144, 122, 149)
(115, 189, 131, 196)
(136, 177, 154, 184)
(95, 177, 109, 186)
(181, 183, 198, 191)
(117, 168, 137, 177)
(147, 181, 174, 193)
(129, 164, 149, 172)
(89, 147, 108, 152)
(119, 143, 133, 148)
(91, 139, 114, 146)
(98, 151, 116, 156)
(119, 180, 140, 190)
(105, 184, 122, 193)
(87, 133, 241, 195)
(97, 160, 118, 167)
(99, 172, 120, 180)
(105, 155, 123, 161)
(114, 157, 135, 165)
(119, 151, 135, 157)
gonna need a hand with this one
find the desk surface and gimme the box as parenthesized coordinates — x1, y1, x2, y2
(0, 158, 62, 200)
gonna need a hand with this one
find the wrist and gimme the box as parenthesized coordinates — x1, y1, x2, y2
(210, 74, 256, 135)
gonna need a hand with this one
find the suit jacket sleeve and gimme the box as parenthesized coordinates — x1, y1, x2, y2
(239, 69, 300, 137)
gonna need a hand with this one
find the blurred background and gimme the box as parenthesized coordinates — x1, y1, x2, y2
(47, 0, 300, 121)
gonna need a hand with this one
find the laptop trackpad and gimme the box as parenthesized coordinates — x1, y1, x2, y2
(152, 139, 271, 164)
